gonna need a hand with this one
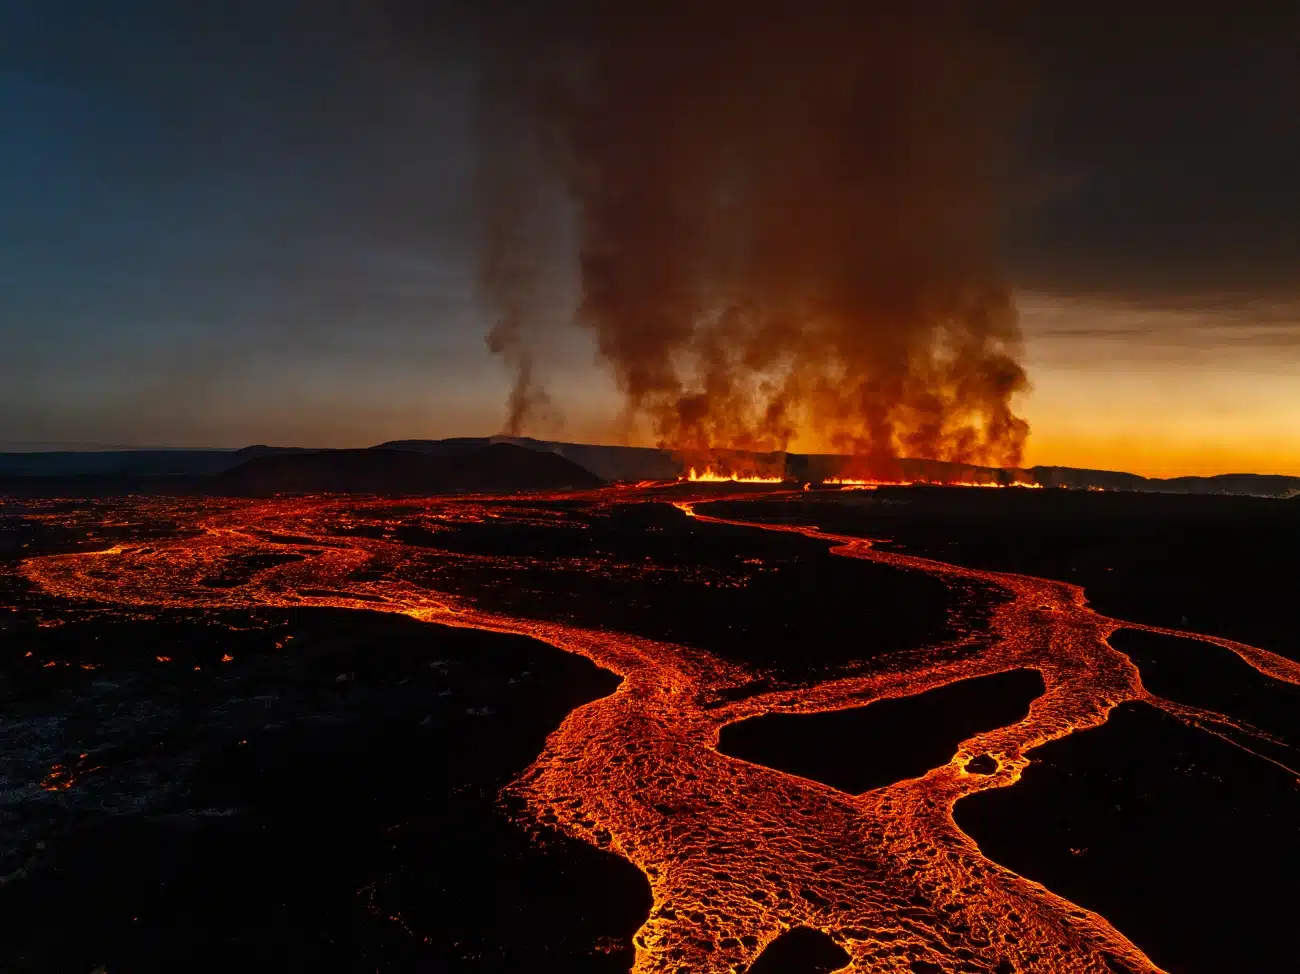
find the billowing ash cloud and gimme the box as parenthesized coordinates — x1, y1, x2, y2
(478, 3, 1031, 464)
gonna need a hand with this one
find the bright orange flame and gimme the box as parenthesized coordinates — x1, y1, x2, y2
(683, 467, 784, 484)
(825, 478, 908, 487)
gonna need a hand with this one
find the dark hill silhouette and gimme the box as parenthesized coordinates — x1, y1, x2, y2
(207, 444, 602, 496)
(380, 436, 680, 481)
(1028, 465, 1150, 491)
(376, 437, 495, 456)
(1152, 473, 1300, 496)
(1031, 466, 1300, 496)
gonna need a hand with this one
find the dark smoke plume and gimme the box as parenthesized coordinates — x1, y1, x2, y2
(476, 49, 553, 436)
(479, 3, 1031, 464)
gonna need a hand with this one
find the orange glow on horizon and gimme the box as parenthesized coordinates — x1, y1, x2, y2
(51, 292, 1298, 481)
(1025, 432, 1300, 480)
(1018, 293, 1300, 479)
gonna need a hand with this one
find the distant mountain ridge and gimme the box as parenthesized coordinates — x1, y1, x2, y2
(378, 436, 681, 481)
(1, 437, 1298, 498)
(209, 444, 600, 496)
(0, 443, 599, 498)
(1029, 466, 1300, 496)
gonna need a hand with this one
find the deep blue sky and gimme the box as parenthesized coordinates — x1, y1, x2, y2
(2, 3, 1297, 473)
(0, 2, 514, 446)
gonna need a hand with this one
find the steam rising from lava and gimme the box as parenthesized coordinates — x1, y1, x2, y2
(479, 4, 1031, 465)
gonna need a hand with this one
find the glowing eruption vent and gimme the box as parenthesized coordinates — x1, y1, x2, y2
(685, 468, 784, 484)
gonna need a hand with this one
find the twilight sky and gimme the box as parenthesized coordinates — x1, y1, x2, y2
(1, 2, 1297, 476)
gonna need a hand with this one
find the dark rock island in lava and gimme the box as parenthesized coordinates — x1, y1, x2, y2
(719, 668, 1045, 794)
(207, 442, 602, 495)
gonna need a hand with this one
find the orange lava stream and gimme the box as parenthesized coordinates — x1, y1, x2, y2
(17, 490, 1300, 974)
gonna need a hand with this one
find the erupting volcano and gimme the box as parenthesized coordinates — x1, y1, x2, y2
(6, 4, 1299, 972)
(479, 3, 1030, 464)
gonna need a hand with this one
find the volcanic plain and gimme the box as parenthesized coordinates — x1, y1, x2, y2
(2, 480, 1297, 973)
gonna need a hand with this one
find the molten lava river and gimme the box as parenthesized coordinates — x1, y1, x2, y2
(17, 486, 1300, 974)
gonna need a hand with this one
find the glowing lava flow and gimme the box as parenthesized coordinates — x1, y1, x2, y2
(17, 491, 1300, 974)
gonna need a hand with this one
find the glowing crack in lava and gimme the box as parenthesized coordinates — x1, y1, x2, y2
(19, 488, 1300, 973)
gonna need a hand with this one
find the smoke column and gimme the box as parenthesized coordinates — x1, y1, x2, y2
(476, 48, 553, 437)
(480, 3, 1031, 465)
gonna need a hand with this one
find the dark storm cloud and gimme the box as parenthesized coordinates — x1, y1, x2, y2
(382, 2, 1299, 301)
(1007, 5, 1300, 296)
(1, 1, 1294, 450)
